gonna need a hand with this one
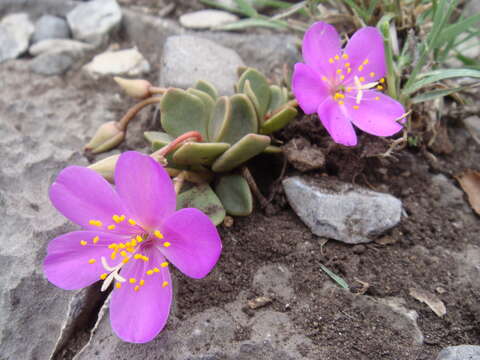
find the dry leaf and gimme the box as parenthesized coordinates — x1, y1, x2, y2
(247, 296, 272, 310)
(455, 170, 480, 215)
(409, 288, 446, 317)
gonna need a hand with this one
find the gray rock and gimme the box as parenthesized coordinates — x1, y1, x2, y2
(252, 264, 294, 302)
(0, 13, 34, 63)
(32, 14, 70, 44)
(67, 0, 122, 46)
(283, 137, 325, 172)
(283, 176, 403, 244)
(30, 52, 74, 75)
(179, 10, 239, 29)
(464, 115, 480, 143)
(83, 48, 150, 78)
(0, 60, 119, 360)
(29, 38, 94, 57)
(0, 0, 77, 18)
(436, 345, 480, 360)
(159, 35, 244, 95)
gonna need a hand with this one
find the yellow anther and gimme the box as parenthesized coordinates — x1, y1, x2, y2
(346, 87, 352, 93)
(359, 76, 365, 82)
(80, 240, 87, 246)
(112, 215, 121, 223)
(127, 247, 135, 253)
(125, 241, 131, 247)
(161, 262, 169, 268)
(146, 270, 154, 275)
(141, 256, 149, 262)
(100, 273, 108, 280)
(353, 105, 359, 110)
(162, 281, 169, 288)
(380, 78, 385, 83)
(93, 236, 99, 244)
(134, 254, 142, 259)
(334, 55, 340, 60)
(154, 230, 164, 239)
(120, 250, 127, 257)
(369, 72, 375, 78)
(129, 278, 136, 284)
(131, 239, 137, 247)
(136, 235, 143, 243)
(108, 243, 117, 249)
(116, 282, 122, 289)
(128, 219, 136, 226)
(89, 220, 102, 227)
(120, 215, 125, 221)
(328, 58, 334, 63)
(122, 257, 130, 264)
(363, 59, 369, 65)
(111, 252, 117, 260)
(139, 280, 145, 286)
(342, 54, 349, 59)
(321, 76, 327, 81)
(347, 68, 352, 74)
(88, 258, 96, 264)
(107, 224, 116, 230)
(344, 62, 351, 68)
(336, 69, 342, 74)
(338, 101, 345, 105)
(358, 65, 364, 71)
(163, 242, 171, 248)
(118, 243, 125, 249)
(340, 75, 345, 81)
(377, 85, 384, 90)
(134, 285, 140, 292)
(375, 96, 380, 100)
(153, 267, 160, 273)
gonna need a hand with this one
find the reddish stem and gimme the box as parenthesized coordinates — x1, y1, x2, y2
(153, 131, 203, 158)
(118, 96, 162, 130)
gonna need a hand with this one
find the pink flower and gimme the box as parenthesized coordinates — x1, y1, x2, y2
(44, 151, 222, 343)
(292, 22, 405, 146)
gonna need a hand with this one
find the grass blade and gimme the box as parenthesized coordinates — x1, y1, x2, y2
(319, 264, 349, 289)
(403, 68, 480, 94)
(215, 17, 287, 30)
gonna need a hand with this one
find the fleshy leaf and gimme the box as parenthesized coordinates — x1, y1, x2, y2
(144, 131, 174, 151)
(243, 80, 262, 122)
(260, 107, 297, 134)
(194, 80, 218, 100)
(173, 142, 230, 166)
(217, 94, 258, 145)
(268, 85, 287, 113)
(160, 88, 208, 138)
(187, 88, 215, 121)
(237, 66, 248, 78)
(212, 133, 271, 172)
(215, 174, 253, 216)
(263, 145, 282, 154)
(208, 96, 232, 142)
(237, 68, 271, 119)
(177, 184, 226, 226)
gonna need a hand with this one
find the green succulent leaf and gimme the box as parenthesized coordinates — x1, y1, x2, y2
(194, 80, 218, 100)
(237, 66, 248, 78)
(208, 96, 232, 142)
(215, 174, 253, 216)
(268, 85, 287, 113)
(260, 106, 297, 134)
(160, 88, 208, 138)
(243, 79, 262, 121)
(237, 68, 271, 119)
(212, 133, 271, 172)
(177, 183, 226, 226)
(216, 94, 258, 145)
(263, 145, 283, 154)
(173, 142, 230, 166)
(144, 131, 174, 151)
(187, 88, 215, 120)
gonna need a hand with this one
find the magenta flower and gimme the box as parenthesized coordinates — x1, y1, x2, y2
(44, 151, 222, 343)
(292, 22, 405, 146)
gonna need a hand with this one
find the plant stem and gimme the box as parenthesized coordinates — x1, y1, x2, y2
(149, 86, 168, 95)
(117, 96, 162, 131)
(241, 166, 269, 209)
(151, 131, 203, 159)
(173, 171, 187, 194)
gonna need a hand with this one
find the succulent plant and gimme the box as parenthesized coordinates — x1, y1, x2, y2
(143, 67, 296, 224)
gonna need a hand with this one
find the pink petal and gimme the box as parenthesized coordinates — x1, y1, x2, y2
(44, 231, 127, 290)
(160, 208, 222, 279)
(344, 27, 386, 82)
(109, 247, 172, 343)
(49, 166, 133, 233)
(302, 21, 342, 76)
(114, 151, 176, 231)
(317, 98, 357, 146)
(345, 91, 405, 136)
(292, 63, 330, 114)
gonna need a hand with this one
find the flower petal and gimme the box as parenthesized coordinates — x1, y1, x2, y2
(344, 27, 386, 82)
(114, 151, 176, 231)
(292, 63, 330, 114)
(302, 21, 342, 75)
(49, 166, 130, 232)
(345, 91, 405, 136)
(161, 208, 222, 279)
(109, 248, 172, 343)
(44, 231, 127, 290)
(317, 98, 357, 146)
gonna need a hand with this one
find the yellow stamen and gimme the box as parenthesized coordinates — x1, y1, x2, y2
(126, 247, 135, 253)
(129, 278, 136, 284)
(108, 243, 117, 249)
(146, 270, 154, 275)
(93, 236, 99, 244)
(122, 257, 130, 264)
(342, 54, 349, 59)
(162, 281, 169, 288)
(154, 230, 164, 239)
(139, 280, 145, 286)
(134, 254, 142, 259)
(375, 96, 380, 100)
(328, 58, 334, 63)
(340, 75, 345, 81)
(353, 105, 359, 110)
(88, 258, 96, 264)
(128, 219, 136, 226)
(120, 250, 127, 257)
(363, 59, 369, 65)
(89, 220, 102, 227)
(336, 69, 342, 74)
(130, 239, 137, 247)
(377, 85, 384, 90)
(118, 243, 125, 249)
(334, 55, 340, 60)
(338, 101, 344, 105)
(107, 224, 116, 230)
(358, 65, 364, 71)
(136, 235, 143, 243)
(346, 87, 352, 93)
(380, 78, 385, 83)
(344, 62, 350, 68)
(111, 252, 117, 260)
(163, 242, 171, 248)
(359, 76, 365, 82)
(116, 282, 122, 289)
(134, 285, 140, 292)
(161, 262, 169, 268)
(80, 240, 87, 246)
(369, 72, 375, 78)
(153, 267, 160, 273)
(112, 215, 121, 223)
(347, 68, 351, 74)
(141, 256, 149, 262)
(321, 76, 327, 81)
(100, 273, 107, 280)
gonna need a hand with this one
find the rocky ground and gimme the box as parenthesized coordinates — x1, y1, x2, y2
(1, 1, 479, 359)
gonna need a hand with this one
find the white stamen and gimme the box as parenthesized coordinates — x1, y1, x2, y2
(101, 256, 115, 272)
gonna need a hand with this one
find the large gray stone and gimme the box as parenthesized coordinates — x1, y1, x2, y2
(283, 176, 403, 244)
(67, 0, 122, 46)
(29, 38, 94, 57)
(159, 35, 245, 95)
(436, 345, 480, 360)
(32, 14, 70, 44)
(0, 13, 34, 63)
(30, 52, 74, 75)
(0, 0, 77, 18)
(0, 60, 119, 360)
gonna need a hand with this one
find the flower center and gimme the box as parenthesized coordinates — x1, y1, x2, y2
(82, 214, 171, 292)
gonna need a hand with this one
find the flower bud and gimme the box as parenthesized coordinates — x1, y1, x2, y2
(114, 77, 152, 99)
(84, 121, 125, 154)
(88, 154, 120, 183)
